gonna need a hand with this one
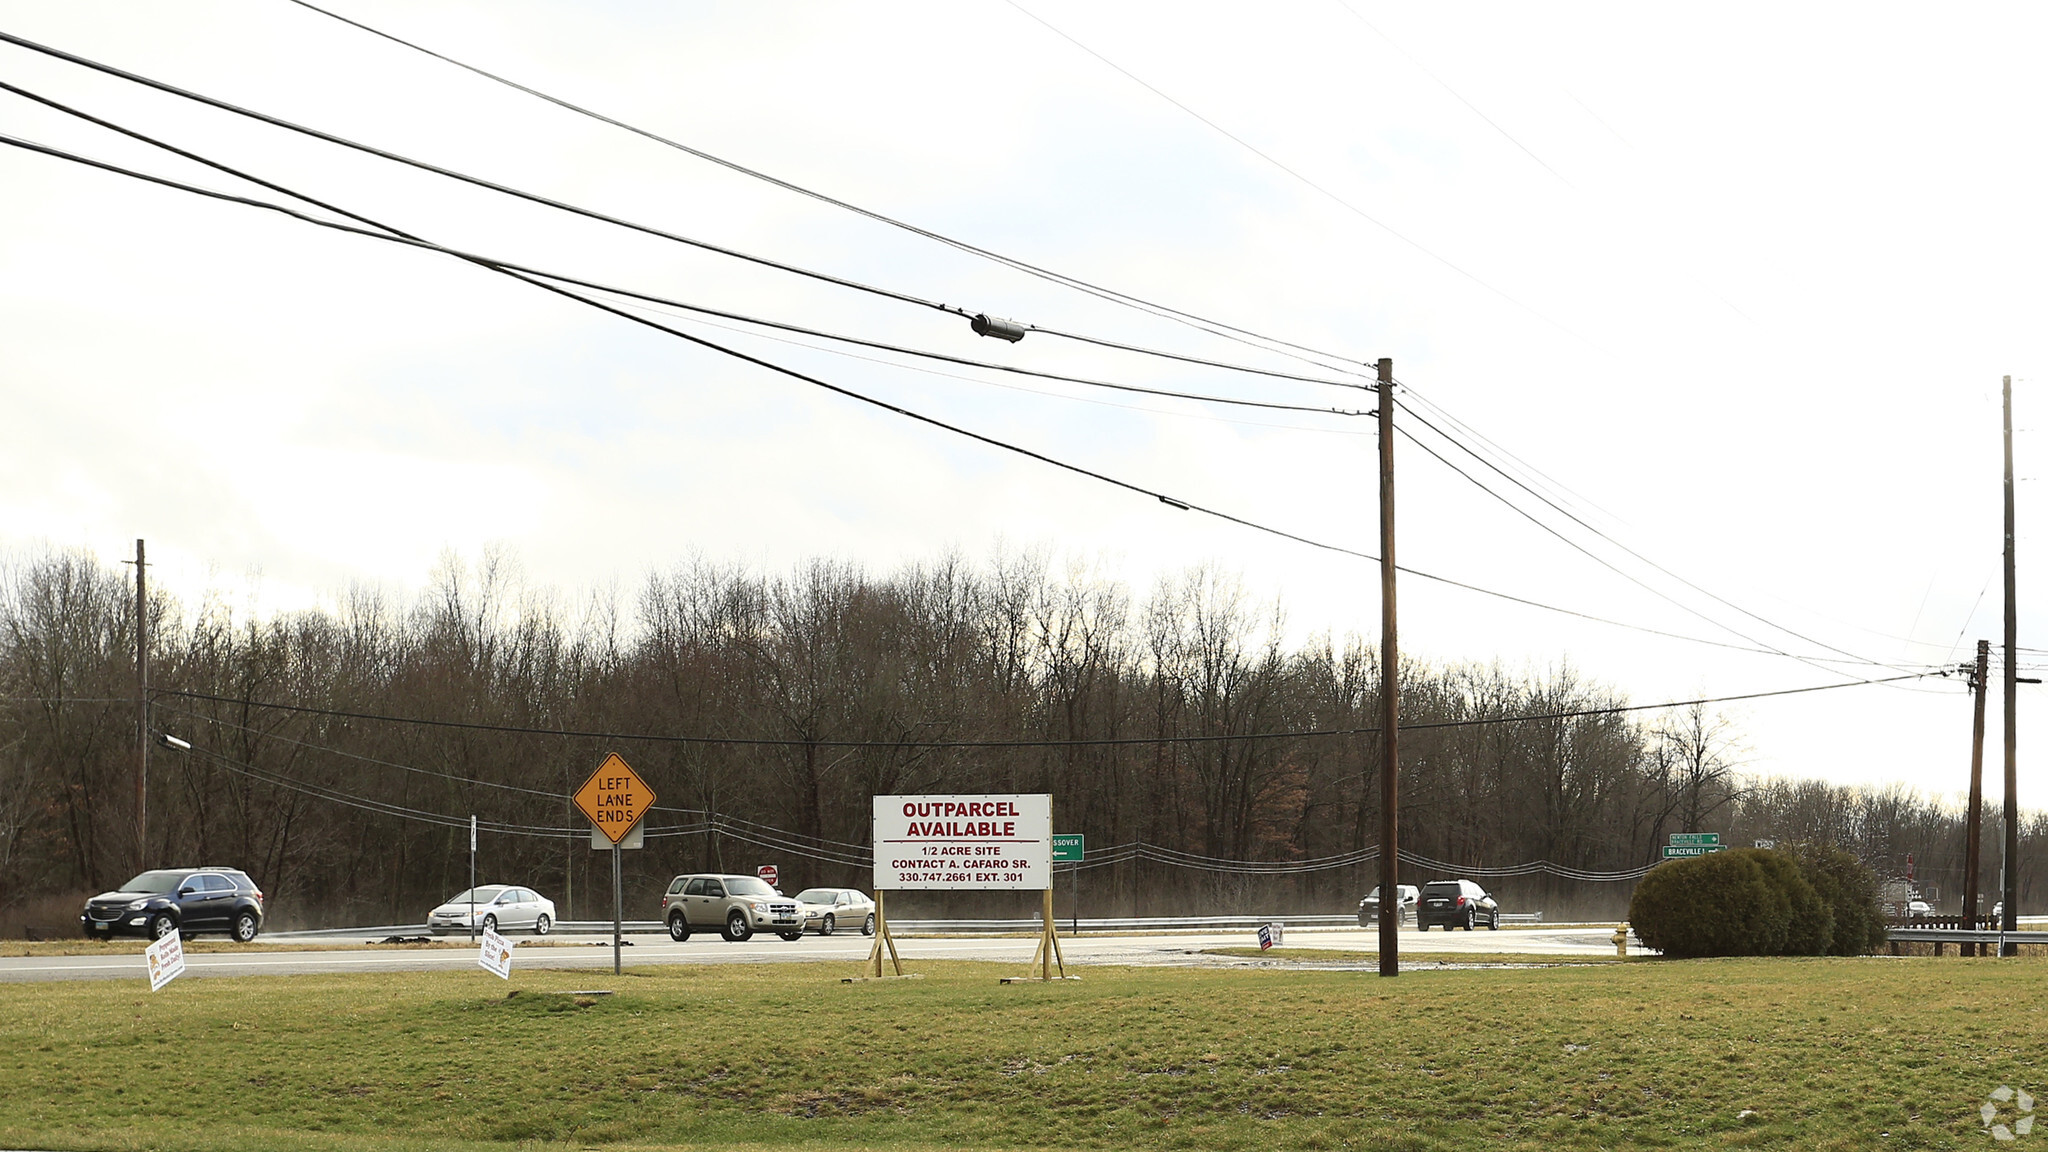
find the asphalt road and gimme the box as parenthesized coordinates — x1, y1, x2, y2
(0, 924, 1628, 983)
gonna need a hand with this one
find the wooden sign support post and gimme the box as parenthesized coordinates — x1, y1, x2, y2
(1018, 885, 1068, 981)
(864, 889, 908, 978)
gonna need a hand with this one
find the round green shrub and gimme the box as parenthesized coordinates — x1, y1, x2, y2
(1739, 848, 1832, 955)
(1783, 841, 1887, 955)
(1628, 850, 1791, 957)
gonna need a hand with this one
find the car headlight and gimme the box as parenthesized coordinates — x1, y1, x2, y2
(126, 899, 150, 911)
(747, 899, 769, 912)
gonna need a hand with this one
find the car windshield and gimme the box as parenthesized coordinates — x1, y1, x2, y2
(1364, 887, 1382, 899)
(1421, 882, 1461, 896)
(443, 887, 508, 905)
(118, 870, 189, 894)
(793, 889, 838, 903)
(726, 877, 776, 898)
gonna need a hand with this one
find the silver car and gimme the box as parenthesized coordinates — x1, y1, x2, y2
(793, 887, 877, 936)
(428, 885, 556, 936)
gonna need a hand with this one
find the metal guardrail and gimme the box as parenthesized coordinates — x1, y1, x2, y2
(268, 912, 1555, 939)
(1886, 928, 2048, 946)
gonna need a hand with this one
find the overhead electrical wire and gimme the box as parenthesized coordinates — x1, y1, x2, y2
(1397, 382, 1628, 530)
(1329, 1, 1576, 189)
(173, 735, 580, 837)
(1404, 382, 1997, 666)
(0, 31, 1369, 393)
(153, 735, 1669, 877)
(1396, 395, 1916, 675)
(1398, 380, 1979, 674)
(276, 0, 1381, 381)
(154, 674, 1933, 754)
(0, 76, 1358, 418)
(999, 0, 1595, 348)
(642, 306, 1373, 436)
(0, 107, 1963, 664)
(1394, 416, 1929, 678)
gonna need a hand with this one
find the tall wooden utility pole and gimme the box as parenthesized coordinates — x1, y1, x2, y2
(1376, 357, 1400, 978)
(1964, 639, 1989, 955)
(130, 538, 149, 873)
(2003, 375, 2020, 954)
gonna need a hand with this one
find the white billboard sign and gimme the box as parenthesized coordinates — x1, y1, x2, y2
(873, 794, 1052, 891)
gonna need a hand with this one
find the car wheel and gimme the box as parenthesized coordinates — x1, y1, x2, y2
(821, 913, 836, 936)
(724, 911, 753, 942)
(777, 931, 802, 942)
(667, 913, 691, 942)
(533, 914, 552, 936)
(862, 913, 876, 937)
(232, 911, 260, 943)
(481, 914, 498, 933)
(1464, 910, 1475, 931)
(1488, 912, 1499, 930)
(148, 913, 178, 941)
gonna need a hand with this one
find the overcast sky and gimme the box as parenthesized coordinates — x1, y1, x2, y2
(4, 2, 2046, 807)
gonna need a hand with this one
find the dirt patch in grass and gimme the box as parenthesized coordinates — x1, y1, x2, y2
(1200, 947, 1630, 965)
(3, 955, 2044, 1150)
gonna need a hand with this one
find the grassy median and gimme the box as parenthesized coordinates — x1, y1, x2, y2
(2, 954, 2042, 1151)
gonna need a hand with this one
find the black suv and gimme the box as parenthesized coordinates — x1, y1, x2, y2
(1414, 879, 1500, 931)
(80, 867, 266, 942)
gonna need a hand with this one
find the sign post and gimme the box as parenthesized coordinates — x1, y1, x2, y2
(870, 794, 1061, 981)
(1053, 834, 1084, 935)
(574, 752, 657, 976)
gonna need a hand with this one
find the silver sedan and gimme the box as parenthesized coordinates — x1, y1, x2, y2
(427, 885, 556, 936)
(792, 887, 876, 936)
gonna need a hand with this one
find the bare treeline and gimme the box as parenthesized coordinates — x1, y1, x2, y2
(0, 545, 2034, 929)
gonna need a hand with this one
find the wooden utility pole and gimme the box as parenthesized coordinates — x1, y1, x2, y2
(2003, 374, 2020, 954)
(1964, 639, 1989, 955)
(131, 538, 148, 873)
(1376, 357, 1400, 978)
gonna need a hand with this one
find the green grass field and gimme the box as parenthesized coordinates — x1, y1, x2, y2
(3, 954, 2041, 1151)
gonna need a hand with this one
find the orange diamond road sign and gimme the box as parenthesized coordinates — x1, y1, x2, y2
(575, 753, 656, 844)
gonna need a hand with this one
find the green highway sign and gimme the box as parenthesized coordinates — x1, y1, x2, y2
(1663, 845, 1725, 858)
(1668, 832, 1722, 846)
(1052, 834, 1085, 862)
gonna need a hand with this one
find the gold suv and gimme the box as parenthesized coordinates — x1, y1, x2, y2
(659, 874, 804, 942)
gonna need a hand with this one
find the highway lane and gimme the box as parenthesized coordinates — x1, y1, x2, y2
(0, 924, 1627, 983)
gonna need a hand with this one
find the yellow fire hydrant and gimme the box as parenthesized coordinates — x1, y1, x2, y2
(1612, 924, 1630, 957)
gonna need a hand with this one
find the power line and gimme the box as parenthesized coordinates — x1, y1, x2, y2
(175, 736, 579, 837)
(0, 124, 1954, 663)
(1397, 395, 1909, 675)
(1329, 2, 1576, 189)
(1000, 0, 1595, 347)
(0, 33, 961, 315)
(646, 306, 1372, 436)
(156, 674, 1930, 753)
(276, 0, 1381, 381)
(0, 32, 1368, 393)
(1395, 414, 1924, 677)
(0, 79, 1369, 429)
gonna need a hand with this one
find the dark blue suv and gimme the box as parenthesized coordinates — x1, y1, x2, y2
(80, 867, 266, 942)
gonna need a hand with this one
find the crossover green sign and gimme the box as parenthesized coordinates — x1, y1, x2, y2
(1052, 834, 1084, 862)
